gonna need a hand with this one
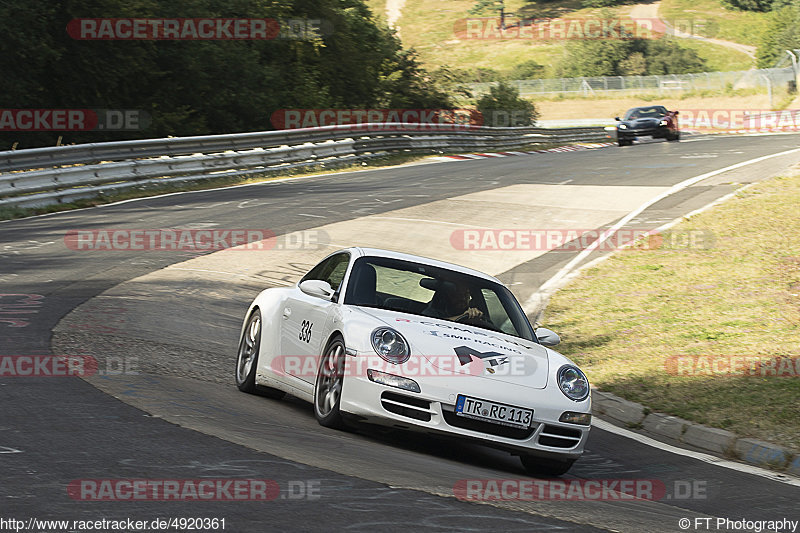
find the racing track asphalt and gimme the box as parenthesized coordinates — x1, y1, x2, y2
(3, 134, 800, 532)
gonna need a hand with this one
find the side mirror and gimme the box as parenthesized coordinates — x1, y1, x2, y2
(615, 117, 620, 121)
(673, 110, 679, 115)
(299, 279, 334, 299)
(535, 327, 561, 347)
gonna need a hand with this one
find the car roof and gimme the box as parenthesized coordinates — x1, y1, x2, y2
(344, 247, 502, 283)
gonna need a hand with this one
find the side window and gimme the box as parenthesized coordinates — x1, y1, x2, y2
(481, 288, 517, 336)
(302, 253, 350, 292)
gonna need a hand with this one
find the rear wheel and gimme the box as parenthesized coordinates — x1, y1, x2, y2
(314, 336, 348, 429)
(520, 455, 576, 477)
(235, 309, 285, 399)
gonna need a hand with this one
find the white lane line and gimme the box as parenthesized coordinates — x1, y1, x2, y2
(524, 146, 800, 312)
(0, 446, 23, 454)
(367, 216, 490, 228)
(592, 419, 800, 486)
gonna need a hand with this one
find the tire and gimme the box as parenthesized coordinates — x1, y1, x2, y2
(235, 309, 285, 399)
(314, 336, 348, 429)
(618, 138, 631, 147)
(669, 131, 681, 141)
(520, 455, 576, 477)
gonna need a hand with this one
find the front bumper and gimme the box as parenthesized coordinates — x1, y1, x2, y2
(618, 125, 671, 139)
(339, 367, 591, 460)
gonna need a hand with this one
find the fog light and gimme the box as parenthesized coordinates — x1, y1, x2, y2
(367, 369, 420, 393)
(559, 411, 592, 425)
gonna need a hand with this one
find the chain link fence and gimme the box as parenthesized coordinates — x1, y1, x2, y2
(465, 67, 796, 97)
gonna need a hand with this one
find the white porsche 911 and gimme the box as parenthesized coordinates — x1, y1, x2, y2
(235, 247, 591, 475)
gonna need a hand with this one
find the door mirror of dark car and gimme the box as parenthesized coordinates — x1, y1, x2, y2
(673, 110, 679, 115)
(615, 117, 620, 121)
(535, 327, 561, 347)
(299, 279, 334, 299)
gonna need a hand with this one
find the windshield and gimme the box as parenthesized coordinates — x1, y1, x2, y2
(344, 256, 535, 341)
(624, 106, 667, 120)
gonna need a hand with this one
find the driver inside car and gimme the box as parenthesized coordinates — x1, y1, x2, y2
(422, 281, 484, 322)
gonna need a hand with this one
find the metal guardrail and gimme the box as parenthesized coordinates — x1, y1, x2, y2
(0, 123, 608, 208)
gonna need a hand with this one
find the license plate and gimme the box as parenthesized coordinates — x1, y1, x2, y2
(455, 395, 532, 429)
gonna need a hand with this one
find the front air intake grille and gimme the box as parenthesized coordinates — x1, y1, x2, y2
(537, 424, 582, 448)
(442, 410, 535, 440)
(380, 391, 432, 422)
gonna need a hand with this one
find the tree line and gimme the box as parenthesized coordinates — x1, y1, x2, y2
(0, 0, 453, 149)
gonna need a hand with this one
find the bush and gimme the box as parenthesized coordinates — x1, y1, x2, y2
(756, 5, 800, 67)
(476, 81, 539, 126)
(429, 66, 503, 84)
(721, 0, 773, 11)
(557, 38, 707, 77)
(581, 0, 622, 7)
(508, 60, 545, 79)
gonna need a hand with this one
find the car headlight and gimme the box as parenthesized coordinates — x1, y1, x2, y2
(618, 124, 627, 129)
(659, 119, 668, 126)
(557, 365, 590, 401)
(371, 327, 410, 364)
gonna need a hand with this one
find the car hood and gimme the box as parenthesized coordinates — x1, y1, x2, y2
(623, 117, 661, 128)
(355, 307, 549, 388)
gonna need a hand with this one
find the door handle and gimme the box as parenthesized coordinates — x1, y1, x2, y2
(283, 307, 291, 319)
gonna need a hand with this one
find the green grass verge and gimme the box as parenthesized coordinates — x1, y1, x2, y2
(545, 171, 800, 452)
(659, 0, 770, 45)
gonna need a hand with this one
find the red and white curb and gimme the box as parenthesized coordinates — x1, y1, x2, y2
(432, 142, 615, 161)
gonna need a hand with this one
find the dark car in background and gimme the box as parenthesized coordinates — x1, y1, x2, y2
(615, 106, 680, 146)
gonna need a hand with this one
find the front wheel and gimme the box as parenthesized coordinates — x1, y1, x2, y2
(314, 336, 348, 429)
(668, 131, 680, 141)
(520, 455, 576, 477)
(235, 309, 285, 399)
